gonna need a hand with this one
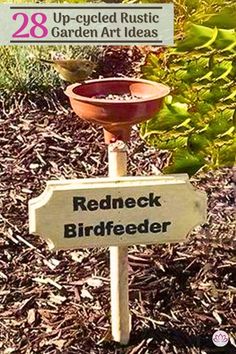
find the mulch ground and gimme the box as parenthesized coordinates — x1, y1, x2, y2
(0, 94, 235, 354)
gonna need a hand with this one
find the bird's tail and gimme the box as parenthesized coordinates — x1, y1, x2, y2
(39, 58, 54, 64)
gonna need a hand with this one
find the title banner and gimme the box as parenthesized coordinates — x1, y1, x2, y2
(0, 3, 174, 45)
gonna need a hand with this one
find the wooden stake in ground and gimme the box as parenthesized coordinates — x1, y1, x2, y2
(29, 142, 207, 345)
(108, 140, 130, 345)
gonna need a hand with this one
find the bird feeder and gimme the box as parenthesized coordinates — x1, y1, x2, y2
(30, 78, 206, 345)
(65, 77, 170, 143)
(65, 77, 170, 344)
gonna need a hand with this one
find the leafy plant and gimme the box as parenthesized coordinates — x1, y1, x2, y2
(141, 8, 236, 176)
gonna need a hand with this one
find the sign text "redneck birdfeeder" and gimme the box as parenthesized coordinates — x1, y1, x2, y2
(29, 174, 206, 250)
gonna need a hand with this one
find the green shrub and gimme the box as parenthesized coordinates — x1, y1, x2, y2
(141, 6, 236, 175)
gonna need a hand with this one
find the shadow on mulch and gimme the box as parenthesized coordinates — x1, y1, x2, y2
(102, 327, 236, 354)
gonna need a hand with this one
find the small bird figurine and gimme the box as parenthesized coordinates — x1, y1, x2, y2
(39, 58, 96, 83)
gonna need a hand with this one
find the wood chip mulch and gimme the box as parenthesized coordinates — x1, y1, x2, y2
(0, 101, 235, 353)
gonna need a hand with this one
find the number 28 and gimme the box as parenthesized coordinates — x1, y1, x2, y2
(12, 12, 48, 38)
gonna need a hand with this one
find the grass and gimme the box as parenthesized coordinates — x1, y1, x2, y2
(0, 45, 100, 94)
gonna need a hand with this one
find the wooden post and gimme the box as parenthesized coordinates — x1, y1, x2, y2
(108, 140, 130, 345)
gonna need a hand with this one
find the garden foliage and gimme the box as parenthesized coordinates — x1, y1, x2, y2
(0, 45, 99, 97)
(141, 8, 236, 176)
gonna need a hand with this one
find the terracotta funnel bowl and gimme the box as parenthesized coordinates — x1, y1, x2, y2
(65, 78, 170, 144)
